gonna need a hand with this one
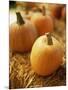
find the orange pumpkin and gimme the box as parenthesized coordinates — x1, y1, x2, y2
(50, 4, 64, 19)
(10, 12, 38, 52)
(30, 33, 64, 76)
(31, 6, 54, 36)
(61, 7, 66, 21)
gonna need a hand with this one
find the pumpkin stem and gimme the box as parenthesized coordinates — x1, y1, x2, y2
(46, 33, 53, 45)
(16, 12, 25, 25)
(42, 5, 46, 16)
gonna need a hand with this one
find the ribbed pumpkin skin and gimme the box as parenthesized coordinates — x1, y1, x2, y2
(10, 19, 38, 52)
(30, 35, 64, 76)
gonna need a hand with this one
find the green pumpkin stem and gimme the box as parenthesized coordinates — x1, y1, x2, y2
(46, 33, 53, 45)
(16, 12, 25, 25)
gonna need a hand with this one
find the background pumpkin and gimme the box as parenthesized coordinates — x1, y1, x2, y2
(50, 4, 64, 19)
(31, 6, 54, 36)
(61, 6, 66, 21)
(16, 2, 37, 15)
(30, 33, 64, 76)
(10, 12, 38, 52)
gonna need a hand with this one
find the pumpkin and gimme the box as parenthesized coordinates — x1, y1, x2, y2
(16, 2, 36, 8)
(31, 6, 54, 36)
(30, 33, 64, 76)
(61, 7, 66, 21)
(16, 2, 36, 15)
(50, 4, 64, 19)
(10, 12, 38, 52)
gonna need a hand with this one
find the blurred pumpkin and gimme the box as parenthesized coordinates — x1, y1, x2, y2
(32, 7, 43, 13)
(10, 12, 38, 52)
(50, 4, 64, 19)
(16, 2, 37, 15)
(31, 6, 54, 36)
(16, 2, 36, 8)
(30, 33, 64, 76)
(61, 6, 66, 21)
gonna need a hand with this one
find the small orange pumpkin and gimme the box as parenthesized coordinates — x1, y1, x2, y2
(10, 12, 38, 52)
(30, 33, 64, 76)
(31, 6, 54, 36)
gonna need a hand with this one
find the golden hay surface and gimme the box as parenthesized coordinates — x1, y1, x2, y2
(9, 50, 66, 89)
